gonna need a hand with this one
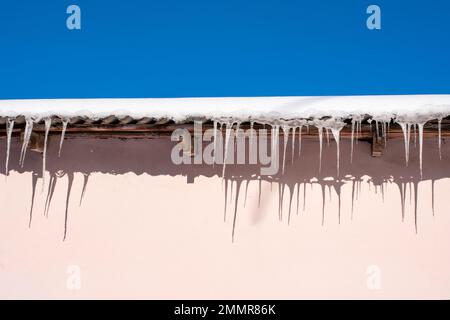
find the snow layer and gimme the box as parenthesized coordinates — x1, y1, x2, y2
(1, 95, 450, 122)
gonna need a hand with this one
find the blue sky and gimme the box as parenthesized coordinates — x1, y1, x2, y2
(0, 0, 449, 99)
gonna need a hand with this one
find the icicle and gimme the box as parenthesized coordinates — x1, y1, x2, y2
(42, 118, 51, 191)
(326, 128, 330, 146)
(234, 121, 241, 154)
(398, 122, 410, 166)
(249, 121, 254, 161)
(291, 127, 296, 164)
(213, 120, 218, 144)
(281, 125, 290, 175)
(298, 125, 302, 157)
(5, 118, 15, 178)
(222, 121, 233, 178)
(58, 119, 69, 157)
(317, 126, 323, 173)
(330, 127, 342, 176)
(212, 120, 218, 166)
(418, 123, 424, 179)
(271, 125, 280, 174)
(407, 123, 411, 163)
(413, 124, 417, 148)
(350, 119, 355, 163)
(19, 118, 34, 167)
(438, 118, 442, 160)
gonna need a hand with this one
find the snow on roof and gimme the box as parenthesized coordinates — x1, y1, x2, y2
(1, 95, 450, 122)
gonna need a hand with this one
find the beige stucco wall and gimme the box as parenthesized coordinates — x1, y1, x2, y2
(0, 134, 449, 299)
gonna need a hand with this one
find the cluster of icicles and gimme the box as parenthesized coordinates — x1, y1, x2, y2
(211, 115, 444, 241)
(4, 117, 69, 187)
(213, 118, 347, 180)
(212, 115, 444, 180)
(2, 115, 445, 183)
(1, 114, 446, 242)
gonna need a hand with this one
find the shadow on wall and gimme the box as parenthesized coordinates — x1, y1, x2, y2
(0, 134, 448, 241)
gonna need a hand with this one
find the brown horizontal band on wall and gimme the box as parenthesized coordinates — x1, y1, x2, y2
(1, 117, 450, 140)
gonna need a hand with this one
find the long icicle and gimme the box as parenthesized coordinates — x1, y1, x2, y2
(350, 119, 355, 163)
(407, 123, 411, 164)
(282, 125, 290, 175)
(331, 127, 342, 176)
(399, 122, 410, 166)
(318, 126, 323, 173)
(272, 125, 280, 174)
(42, 118, 52, 191)
(298, 125, 302, 157)
(58, 119, 69, 157)
(249, 121, 254, 164)
(20, 118, 34, 167)
(222, 121, 233, 179)
(418, 123, 424, 179)
(414, 124, 417, 148)
(291, 126, 296, 164)
(5, 118, 15, 178)
(438, 118, 442, 160)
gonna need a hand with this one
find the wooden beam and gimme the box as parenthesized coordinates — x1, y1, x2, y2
(2, 122, 450, 140)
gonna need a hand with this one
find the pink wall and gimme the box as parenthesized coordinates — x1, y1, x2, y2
(0, 134, 449, 299)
